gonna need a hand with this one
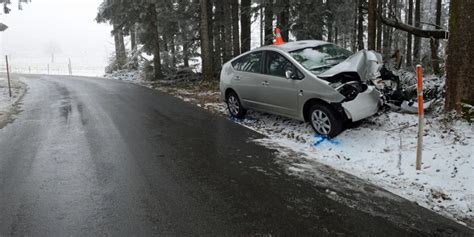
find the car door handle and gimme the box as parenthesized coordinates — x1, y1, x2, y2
(232, 75, 240, 80)
(261, 81, 269, 86)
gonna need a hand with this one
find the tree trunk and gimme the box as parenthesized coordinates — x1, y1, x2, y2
(367, 0, 377, 50)
(430, 0, 442, 75)
(113, 24, 127, 69)
(413, 0, 421, 64)
(357, 0, 365, 50)
(223, 0, 233, 62)
(149, 4, 162, 80)
(264, 0, 273, 45)
(352, 0, 358, 51)
(130, 24, 137, 52)
(231, 0, 240, 56)
(213, 0, 224, 68)
(376, 0, 383, 51)
(170, 35, 177, 68)
(200, 0, 214, 80)
(240, 0, 251, 52)
(276, 0, 289, 42)
(406, 0, 413, 66)
(445, 0, 474, 111)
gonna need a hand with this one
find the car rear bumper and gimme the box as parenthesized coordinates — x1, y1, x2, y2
(341, 86, 381, 122)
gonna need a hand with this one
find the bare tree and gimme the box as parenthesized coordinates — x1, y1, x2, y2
(240, 0, 251, 52)
(430, 0, 442, 75)
(367, 0, 377, 50)
(231, 0, 240, 56)
(200, 0, 214, 80)
(357, 0, 365, 50)
(406, 0, 413, 66)
(264, 0, 273, 45)
(413, 0, 421, 63)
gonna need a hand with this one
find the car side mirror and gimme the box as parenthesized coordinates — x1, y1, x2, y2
(285, 69, 296, 80)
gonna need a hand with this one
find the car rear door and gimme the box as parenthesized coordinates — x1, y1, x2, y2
(230, 51, 268, 110)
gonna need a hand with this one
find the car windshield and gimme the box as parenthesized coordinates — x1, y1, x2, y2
(289, 44, 352, 75)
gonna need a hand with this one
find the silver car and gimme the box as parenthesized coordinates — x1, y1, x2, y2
(220, 40, 383, 137)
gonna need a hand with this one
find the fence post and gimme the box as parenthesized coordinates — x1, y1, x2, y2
(68, 58, 72, 75)
(5, 55, 12, 98)
(416, 65, 424, 170)
(47, 64, 50, 74)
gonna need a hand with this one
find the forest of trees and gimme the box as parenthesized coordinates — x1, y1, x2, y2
(96, 0, 472, 111)
(3, 0, 472, 112)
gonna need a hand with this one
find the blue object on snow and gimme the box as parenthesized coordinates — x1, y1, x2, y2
(313, 134, 340, 147)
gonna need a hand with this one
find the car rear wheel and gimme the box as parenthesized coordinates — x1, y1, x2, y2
(226, 91, 247, 118)
(309, 104, 343, 138)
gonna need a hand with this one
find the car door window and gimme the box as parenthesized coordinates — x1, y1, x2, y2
(231, 52, 262, 73)
(265, 51, 302, 79)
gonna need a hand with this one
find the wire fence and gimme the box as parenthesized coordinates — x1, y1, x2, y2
(0, 63, 105, 77)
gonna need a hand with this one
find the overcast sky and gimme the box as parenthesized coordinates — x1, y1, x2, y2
(0, 0, 113, 73)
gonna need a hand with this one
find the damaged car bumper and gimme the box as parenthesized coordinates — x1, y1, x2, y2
(341, 86, 381, 122)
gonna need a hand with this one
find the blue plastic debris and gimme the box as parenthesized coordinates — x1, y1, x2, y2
(313, 134, 340, 147)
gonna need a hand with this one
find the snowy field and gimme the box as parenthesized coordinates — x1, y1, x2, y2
(116, 76, 474, 227)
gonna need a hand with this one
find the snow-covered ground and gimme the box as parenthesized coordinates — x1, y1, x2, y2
(0, 76, 26, 128)
(128, 78, 473, 227)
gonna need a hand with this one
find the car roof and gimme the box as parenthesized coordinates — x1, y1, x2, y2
(257, 40, 332, 52)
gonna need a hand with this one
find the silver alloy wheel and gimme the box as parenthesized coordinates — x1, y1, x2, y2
(228, 95, 240, 116)
(311, 110, 331, 135)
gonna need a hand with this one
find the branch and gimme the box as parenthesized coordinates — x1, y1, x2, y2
(380, 15, 448, 39)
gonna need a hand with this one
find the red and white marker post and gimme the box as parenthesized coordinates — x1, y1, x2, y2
(416, 65, 424, 170)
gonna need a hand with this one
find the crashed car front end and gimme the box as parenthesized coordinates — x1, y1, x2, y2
(317, 50, 385, 122)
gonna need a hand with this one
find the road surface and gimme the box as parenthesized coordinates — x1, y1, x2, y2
(0, 74, 472, 236)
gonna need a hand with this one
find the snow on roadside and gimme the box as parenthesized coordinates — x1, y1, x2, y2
(0, 76, 26, 128)
(108, 75, 473, 226)
(146, 83, 473, 226)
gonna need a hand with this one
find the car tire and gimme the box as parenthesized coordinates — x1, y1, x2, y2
(226, 91, 247, 118)
(308, 104, 343, 138)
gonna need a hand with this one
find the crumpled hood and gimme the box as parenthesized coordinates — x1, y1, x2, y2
(318, 50, 383, 81)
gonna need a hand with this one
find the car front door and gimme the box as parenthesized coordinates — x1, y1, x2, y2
(260, 51, 301, 117)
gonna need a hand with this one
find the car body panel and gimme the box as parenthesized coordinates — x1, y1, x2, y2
(341, 86, 381, 121)
(220, 40, 384, 124)
(319, 50, 383, 82)
(261, 75, 299, 117)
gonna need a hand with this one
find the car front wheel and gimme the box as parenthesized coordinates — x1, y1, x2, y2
(226, 91, 247, 118)
(309, 104, 343, 138)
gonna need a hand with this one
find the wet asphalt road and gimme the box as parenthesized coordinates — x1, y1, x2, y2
(0, 74, 472, 236)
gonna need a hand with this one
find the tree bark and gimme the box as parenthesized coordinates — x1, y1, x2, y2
(430, 0, 442, 75)
(130, 24, 138, 70)
(406, 0, 413, 66)
(352, 1, 358, 51)
(231, 0, 240, 56)
(213, 0, 224, 68)
(200, 0, 214, 80)
(276, 0, 290, 42)
(445, 0, 474, 111)
(413, 0, 421, 64)
(264, 0, 274, 45)
(367, 0, 377, 50)
(376, 0, 383, 51)
(130, 24, 137, 52)
(223, 0, 233, 62)
(357, 0, 365, 50)
(149, 4, 162, 80)
(113, 24, 127, 69)
(240, 0, 251, 52)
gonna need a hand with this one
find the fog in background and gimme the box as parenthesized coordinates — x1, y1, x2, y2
(0, 0, 114, 76)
